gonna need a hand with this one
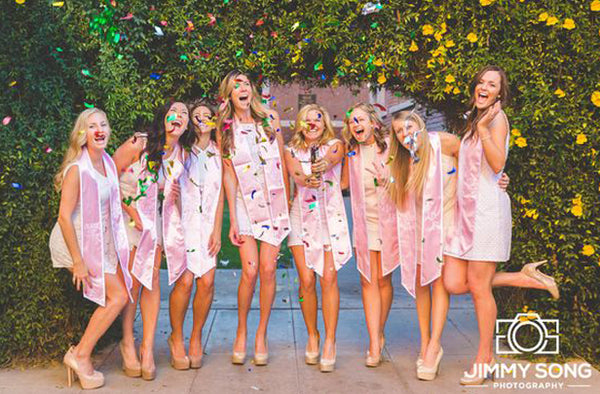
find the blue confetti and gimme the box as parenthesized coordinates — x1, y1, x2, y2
(447, 167, 456, 175)
(11, 182, 23, 190)
(347, 150, 356, 157)
(150, 73, 161, 80)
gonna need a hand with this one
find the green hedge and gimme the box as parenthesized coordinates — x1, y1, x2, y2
(1, 0, 598, 366)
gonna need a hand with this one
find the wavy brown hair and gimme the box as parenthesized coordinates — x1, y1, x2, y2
(216, 71, 273, 156)
(462, 65, 510, 140)
(388, 111, 431, 208)
(341, 102, 387, 153)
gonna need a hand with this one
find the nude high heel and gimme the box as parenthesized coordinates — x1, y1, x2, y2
(254, 339, 269, 366)
(521, 260, 560, 299)
(319, 344, 336, 373)
(167, 336, 190, 370)
(305, 331, 320, 365)
(417, 347, 443, 381)
(119, 341, 141, 378)
(232, 335, 247, 365)
(63, 346, 104, 390)
(460, 358, 496, 385)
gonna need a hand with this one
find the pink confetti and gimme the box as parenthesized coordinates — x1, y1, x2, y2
(160, 20, 168, 26)
(120, 13, 134, 20)
(2, 116, 11, 126)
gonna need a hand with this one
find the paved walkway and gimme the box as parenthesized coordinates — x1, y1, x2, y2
(0, 266, 598, 393)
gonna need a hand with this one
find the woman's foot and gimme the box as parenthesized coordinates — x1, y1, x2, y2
(521, 260, 560, 299)
(189, 337, 203, 369)
(321, 337, 336, 362)
(167, 335, 190, 370)
(417, 346, 443, 381)
(69, 346, 95, 376)
(422, 341, 441, 369)
(254, 334, 269, 366)
(232, 330, 247, 365)
(140, 345, 156, 380)
(119, 340, 141, 377)
(305, 331, 320, 365)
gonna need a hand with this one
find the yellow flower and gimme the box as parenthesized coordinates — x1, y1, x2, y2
(563, 18, 576, 30)
(511, 128, 521, 136)
(546, 16, 559, 26)
(422, 24, 434, 36)
(434, 31, 443, 41)
(445, 75, 455, 83)
(572, 195, 582, 206)
(445, 40, 455, 48)
(515, 137, 527, 147)
(576, 133, 588, 144)
(409, 40, 419, 52)
(591, 91, 600, 107)
(572, 205, 583, 216)
(554, 88, 566, 98)
(582, 245, 595, 256)
(427, 59, 436, 69)
(480, 0, 494, 6)
(592, 0, 600, 12)
(524, 208, 539, 219)
(467, 33, 478, 43)
(453, 87, 461, 95)
(15, 0, 25, 4)
(373, 58, 383, 66)
(377, 73, 387, 84)
(440, 23, 447, 34)
(538, 12, 549, 22)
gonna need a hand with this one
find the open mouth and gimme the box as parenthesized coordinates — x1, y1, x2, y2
(354, 127, 365, 136)
(477, 92, 489, 102)
(238, 94, 249, 104)
(94, 132, 106, 143)
(171, 120, 182, 128)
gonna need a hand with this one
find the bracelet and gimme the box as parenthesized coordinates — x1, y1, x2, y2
(480, 134, 492, 142)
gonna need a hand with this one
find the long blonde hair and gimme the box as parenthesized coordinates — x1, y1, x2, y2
(388, 111, 431, 208)
(217, 71, 273, 156)
(341, 102, 387, 153)
(288, 104, 336, 151)
(54, 108, 108, 191)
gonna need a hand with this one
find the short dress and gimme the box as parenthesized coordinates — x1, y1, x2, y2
(286, 145, 334, 248)
(49, 164, 119, 274)
(234, 123, 268, 237)
(119, 159, 164, 248)
(360, 143, 381, 252)
(444, 113, 512, 262)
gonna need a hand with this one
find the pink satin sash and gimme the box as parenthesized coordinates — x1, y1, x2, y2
(292, 139, 352, 276)
(132, 145, 187, 288)
(231, 123, 290, 246)
(180, 141, 222, 278)
(78, 147, 133, 306)
(348, 141, 399, 282)
(397, 133, 444, 297)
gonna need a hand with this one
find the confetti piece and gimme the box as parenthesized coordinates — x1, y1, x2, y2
(81, 69, 92, 77)
(160, 20, 168, 26)
(11, 182, 23, 190)
(361, 1, 383, 15)
(150, 73, 161, 80)
(16, 0, 26, 4)
(120, 13, 134, 20)
(308, 202, 317, 210)
(84, 102, 94, 108)
(45, 146, 53, 153)
(52, 1, 64, 6)
(2, 116, 11, 126)
(373, 103, 387, 112)
(347, 150, 356, 157)
(251, 189, 257, 199)
(220, 259, 230, 267)
(166, 114, 176, 122)
(154, 26, 164, 36)
(128, 220, 136, 227)
(8, 81, 17, 87)
(447, 167, 456, 175)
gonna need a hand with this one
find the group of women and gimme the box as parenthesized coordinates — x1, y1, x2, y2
(49, 65, 560, 390)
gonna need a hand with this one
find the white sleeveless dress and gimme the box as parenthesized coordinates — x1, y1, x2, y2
(445, 112, 512, 262)
(49, 164, 119, 273)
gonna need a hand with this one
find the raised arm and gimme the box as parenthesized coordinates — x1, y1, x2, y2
(269, 110, 291, 208)
(113, 136, 145, 230)
(477, 102, 508, 174)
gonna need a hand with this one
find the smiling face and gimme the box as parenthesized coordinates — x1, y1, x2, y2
(393, 117, 421, 151)
(302, 109, 325, 144)
(474, 70, 502, 110)
(85, 112, 110, 151)
(164, 102, 189, 137)
(349, 108, 375, 144)
(230, 74, 252, 112)
(192, 105, 214, 137)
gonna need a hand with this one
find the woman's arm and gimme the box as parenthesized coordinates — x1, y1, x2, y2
(113, 136, 144, 229)
(269, 110, 291, 207)
(311, 139, 345, 174)
(208, 169, 225, 257)
(57, 165, 90, 290)
(340, 153, 350, 190)
(477, 102, 508, 174)
(438, 132, 461, 158)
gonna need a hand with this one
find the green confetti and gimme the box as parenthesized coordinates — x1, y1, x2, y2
(180, 54, 189, 60)
(374, 178, 379, 187)
(56, 47, 63, 52)
(371, 22, 379, 28)
(84, 102, 94, 108)
(81, 69, 91, 77)
(235, 50, 243, 57)
(299, 296, 304, 303)
(166, 114, 176, 121)
(308, 202, 317, 210)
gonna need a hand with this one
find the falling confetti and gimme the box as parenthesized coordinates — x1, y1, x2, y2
(11, 183, 23, 190)
(154, 26, 164, 36)
(447, 167, 456, 175)
(2, 116, 11, 126)
(361, 1, 383, 15)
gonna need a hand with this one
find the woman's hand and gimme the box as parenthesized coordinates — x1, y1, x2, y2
(208, 228, 222, 257)
(498, 172, 510, 191)
(478, 100, 501, 132)
(366, 162, 391, 190)
(310, 158, 329, 174)
(170, 182, 181, 200)
(305, 174, 322, 189)
(228, 220, 244, 247)
(72, 259, 91, 291)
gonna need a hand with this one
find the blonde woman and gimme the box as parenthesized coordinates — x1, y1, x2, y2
(217, 71, 290, 366)
(284, 104, 350, 372)
(50, 108, 133, 389)
(341, 103, 397, 367)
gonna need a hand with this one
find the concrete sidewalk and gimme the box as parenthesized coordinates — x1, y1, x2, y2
(0, 266, 598, 393)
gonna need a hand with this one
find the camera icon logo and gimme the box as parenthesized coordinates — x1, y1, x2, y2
(495, 313, 560, 355)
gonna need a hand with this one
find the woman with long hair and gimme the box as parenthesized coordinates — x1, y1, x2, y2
(50, 108, 133, 389)
(341, 102, 398, 367)
(217, 71, 290, 366)
(113, 100, 193, 379)
(443, 65, 559, 385)
(284, 104, 350, 372)
(168, 100, 224, 369)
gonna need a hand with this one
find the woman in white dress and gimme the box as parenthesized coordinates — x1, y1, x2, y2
(217, 71, 290, 366)
(443, 65, 560, 385)
(50, 108, 132, 389)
